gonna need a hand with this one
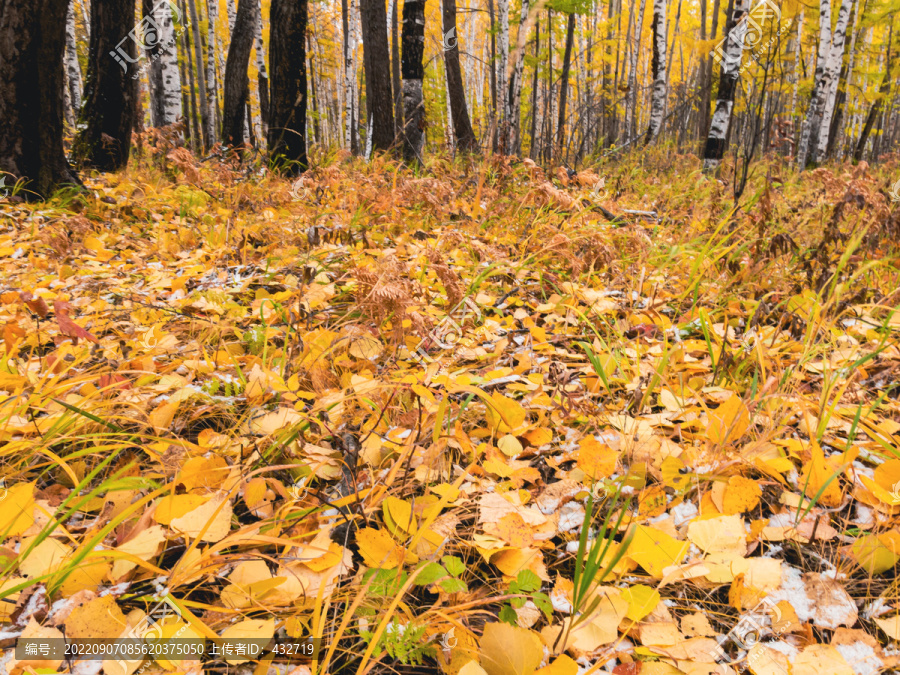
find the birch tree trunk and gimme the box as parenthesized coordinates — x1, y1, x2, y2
(206, 0, 220, 142)
(401, 0, 426, 161)
(827, 0, 860, 158)
(625, 0, 647, 142)
(222, 0, 257, 147)
(810, 0, 854, 164)
(442, 0, 478, 150)
(645, 0, 667, 143)
(796, 0, 833, 169)
(507, 0, 529, 154)
(701, 0, 749, 172)
(496, 0, 510, 151)
(392, 0, 403, 135)
(341, 0, 357, 152)
(65, 2, 83, 123)
(254, 0, 269, 137)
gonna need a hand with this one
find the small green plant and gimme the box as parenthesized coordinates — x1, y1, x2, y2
(499, 569, 552, 625)
(242, 325, 267, 355)
(201, 376, 245, 397)
(411, 555, 468, 594)
(360, 618, 433, 666)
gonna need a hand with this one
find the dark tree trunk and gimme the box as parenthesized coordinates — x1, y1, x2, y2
(74, 0, 138, 171)
(854, 25, 892, 162)
(187, 0, 210, 150)
(555, 12, 575, 160)
(360, 0, 394, 151)
(222, 0, 257, 148)
(0, 0, 81, 198)
(268, 0, 308, 172)
(401, 0, 425, 162)
(528, 18, 539, 159)
(441, 0, 476, 151)
(391, 0, 402, 137)
(180, 0, 201, 152)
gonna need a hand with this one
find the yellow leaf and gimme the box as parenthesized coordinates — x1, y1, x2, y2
(178, 456, 230, 492)
(18, 537, 71, 579)
(349, 334, 384, 359)
(249, 407, 305, 435)
(479, 622, 543, 675)
(357, 527, 416, 569)
(110, 525, 166, 579)
(65, 595, 127, 640)
(876, 614, 900, 640)
(534, 655, 579, 675)
(155, 494, 209, 525)
(576, 436, 619, 481)
(791, 644, 853, 675)
(148, 401, 178, 432)
(0, 482, 37, 537)
(220, 618, 275, 664)
(687, 515, 747, 556)
(723, 476, 762, 514)
(491, 547, 548, 580)
(620, 584, 660, 622)
(486, 392, 528, 432)
(799, 444, 844, 508)
(707, 395, 750, 445)
(383, 496, 417, 536)
(628, 525, 689, 577)
(459, 662, 490, 675)
(13, 619, 64, 671)
(497, 434, 524, 457)
(169, 494, 233, 543)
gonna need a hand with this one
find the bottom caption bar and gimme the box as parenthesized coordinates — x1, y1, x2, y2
(16, 637, 322, 661)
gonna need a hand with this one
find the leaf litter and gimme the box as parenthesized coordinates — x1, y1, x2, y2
(1, 151, 900, 674)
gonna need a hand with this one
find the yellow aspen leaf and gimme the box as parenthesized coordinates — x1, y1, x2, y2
(491, 547, 549, 580)
(18, 537, 71, 579)
(479, 622, 543, 675)
(628, 525, 689, 577)
(357, 527, 415, 569)
(799, 444, 844, 508)
(169, 494, 233, 543)
(534, 655, 579, 675)
(65, 595, 127, 640)
(0, 482, 37, 537)
(220, 619, 275, 664)
(576, 436, 619, 481)
(485, 392, 527, 432)
(707, 395, 750, 445)
(621, 584, 661, 622)
(497, 434, 523, 457)
(384, 496, 417, 536)
(148, 400, 178, 432)
(722, 476, 762, 514)
(489, 512, 533, 548)
(110, 525, 166, 579)
(155, 494, 209, 525)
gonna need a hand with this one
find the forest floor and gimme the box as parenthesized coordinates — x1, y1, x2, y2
(2, 147, 900, 675)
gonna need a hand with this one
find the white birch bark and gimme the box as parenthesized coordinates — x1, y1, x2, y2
(65, 2, 82, 121)
(701, 0, 750, 172)
(497, 0, 510, 148)
(790, 11, 803, 138)
(253, 0, 268, 139)
(812, 0, 855, 162)
(797, 0, 833, 168)
(149, 0, 184, 127)
(645, 0, 667, 142)
(507, 0, 529, 153)
(206, 0, 220, 142)
(226, 0, 236, 31)
(625, 0, 647, 142)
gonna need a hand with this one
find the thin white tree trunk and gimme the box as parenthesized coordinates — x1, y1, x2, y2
(253, 0, 268, 140)
(645, 0, 667, 142)
(497, 0, 510, 148)
(507, 0, 529, 153)
(226, 0, 236, 31)
(206, 0, 220, 142)
(797, 0, 833, 168)
(65, 2, 82, 122)
(790, 11, 803, 142)
(812, 0, 855, 162)
(701, 0, 750, 172)
(625, 0, 647, 142)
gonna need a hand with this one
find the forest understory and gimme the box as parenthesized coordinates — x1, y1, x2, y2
(2, 147, 900, 675)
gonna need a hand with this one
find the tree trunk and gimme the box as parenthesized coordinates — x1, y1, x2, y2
(507, 0, 529, 153)
(496, 0, 509, 150)
(0, 0, 81, 198)
(206, 0, 220, 141)
(342, 0, 358, 152)
(645, 0, 667, 143)
(810, 0, 854, 164)
(442, 0, 477, 151)
(854, 23, 892, 162)
(625, 0, 647, 142)
(796, 0, 833, 169)
(555, 11, 575, 160)
(487, 0, 497, 138)
(144, 0, 183, 127)
(701, 0, 749, 172)
(528, 17, 539, 159)
(268, 0, 308, 170)
(222, 0, 257, 147)
(360, 0, 395, 151)
(75, 0, 139, 171)
(254, 0, 270, 137)
(391, 0, 403, 136)
(186, 0, 211, 149)
(401, 0, 426, 161)
(827, 0, 861, 159)
(181, 0, 201, 151)
(65, 1, 83, 124)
